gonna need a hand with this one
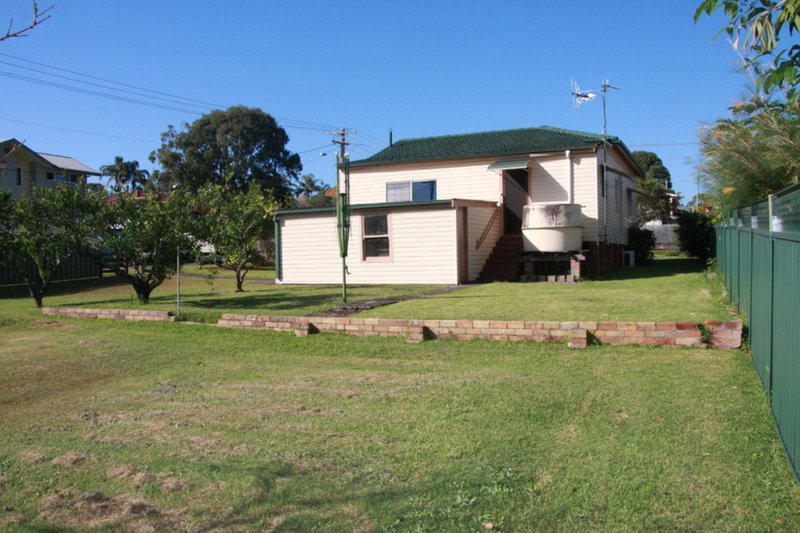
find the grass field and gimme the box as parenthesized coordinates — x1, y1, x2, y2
(0, 272, 441, 324)
(1, 319, 799, 532)
(1, 275, 800, 531)
(3, 256, 732, 326)
(1, 257, 797, 531)
(362, 256, 733, 322)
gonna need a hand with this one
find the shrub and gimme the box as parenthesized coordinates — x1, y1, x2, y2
(676, 211, 715, 263)
(627, 227, 656, 266)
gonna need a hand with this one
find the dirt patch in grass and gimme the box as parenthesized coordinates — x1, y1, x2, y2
(0, 514, 25, 528)
(39, 490, 171, 531)
(34, 319, 71, 329)
(20, 450, 48, 463)
(107, 464, 184, 492)
(51, 452, 87, 468)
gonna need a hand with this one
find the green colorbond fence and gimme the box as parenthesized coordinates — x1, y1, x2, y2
(0, 253, 99, 286)
(716, 183, 800, 482)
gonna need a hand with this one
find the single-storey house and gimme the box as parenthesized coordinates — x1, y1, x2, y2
(275, 126, 643, 284)
(0, 138, 100, 199)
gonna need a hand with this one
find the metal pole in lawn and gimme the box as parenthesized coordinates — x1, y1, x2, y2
(176, 246, 181, 318)
(336, 151, 351, 302)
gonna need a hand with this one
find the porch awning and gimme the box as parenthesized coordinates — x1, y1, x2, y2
(487, 158, 531, 171)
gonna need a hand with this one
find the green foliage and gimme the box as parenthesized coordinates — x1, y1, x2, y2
(676, 211, 715, 263)
(305, 190, 335, 208)
(0, 185, 106, 307)
(196, 184, 278, 292)
(101, 190, 196, 303)
(627, 226, 656, 266)
(698, 98, 800, 212)
(150, 106, 302, 201)
(632, 151, 675, 223)
(696, 0, 800, 102)
(100, 155, 150, 192)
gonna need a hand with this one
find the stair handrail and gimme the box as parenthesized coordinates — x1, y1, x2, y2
(476, 205, 502, 250)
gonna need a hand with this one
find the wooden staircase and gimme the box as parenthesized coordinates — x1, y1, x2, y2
(477, 234, 523, 282)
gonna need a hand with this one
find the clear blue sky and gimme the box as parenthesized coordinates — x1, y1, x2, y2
(3, 0, 749, 202)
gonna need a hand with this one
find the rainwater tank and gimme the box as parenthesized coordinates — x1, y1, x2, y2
(521, 203, 583, 252)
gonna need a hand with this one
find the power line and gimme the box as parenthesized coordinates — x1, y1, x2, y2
(0, 115, 159, 144)
(0, 51, 224, 108)
(296, 143, 336, 155)
(0, 52, 342, 132)
(0, 59, 214, 111)
(0, 70, 207, 114)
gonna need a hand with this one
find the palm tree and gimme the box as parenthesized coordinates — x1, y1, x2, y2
(295, 174, 324, 199)
(100, 156, 150, 192)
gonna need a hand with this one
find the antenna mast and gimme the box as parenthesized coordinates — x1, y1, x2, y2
(571, 79, 621, 249)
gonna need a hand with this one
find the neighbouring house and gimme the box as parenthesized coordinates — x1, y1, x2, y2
(0, 138, 100, 199)
(0, 138, 102, 285)
(275, 126, 643, 284)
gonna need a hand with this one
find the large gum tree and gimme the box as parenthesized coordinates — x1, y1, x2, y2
(150, 106, 302, 202)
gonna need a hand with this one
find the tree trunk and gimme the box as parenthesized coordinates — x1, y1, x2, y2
(127, 275, 152, 304)
(235, 265, 247, 292)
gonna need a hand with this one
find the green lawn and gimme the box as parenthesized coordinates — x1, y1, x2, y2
(0, 272, 441, 324)
(2, 256, 730, 327)
(0, 298, 798, 531)
(362, 256, 733, 322)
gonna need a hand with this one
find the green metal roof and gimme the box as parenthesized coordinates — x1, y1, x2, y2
(350, 126, 626, 167)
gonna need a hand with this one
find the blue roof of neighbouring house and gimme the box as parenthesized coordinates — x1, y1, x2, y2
(350, 126, 630, 167)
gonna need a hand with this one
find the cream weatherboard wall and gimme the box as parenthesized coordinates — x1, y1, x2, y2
(348, 158, 502, 205)
(597, 147, 638, 245)
(278, 207, 461, 285)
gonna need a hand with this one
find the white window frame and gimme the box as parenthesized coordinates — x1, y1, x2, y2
(385, 180, 436, 202)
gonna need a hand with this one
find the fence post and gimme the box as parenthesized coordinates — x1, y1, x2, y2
(767, 194, 776, 396)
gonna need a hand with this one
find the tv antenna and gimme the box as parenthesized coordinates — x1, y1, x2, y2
(571, 79, 620, 135)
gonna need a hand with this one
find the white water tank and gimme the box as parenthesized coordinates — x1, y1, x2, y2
(521, 203, 583, 252)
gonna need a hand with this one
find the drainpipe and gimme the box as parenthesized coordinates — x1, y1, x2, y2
(273, 216, 282, 282)
(565, 150, 573, 204)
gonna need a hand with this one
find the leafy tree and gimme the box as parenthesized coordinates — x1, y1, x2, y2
(695, 0, 800, 101)
(305, 190, 335, 208)
(698, 98, 800, 212)
(0, 185, 105, 307)
(295, 174, 324, 198)
(101, 190, 195, 304)
(627, 227, 656, 266)
(197, 184, 278, 292)
(676, 210, 715, 263)
(100, 156, 150, 192)
(150, 106, 302, 201)
(632, 151, 675, 223)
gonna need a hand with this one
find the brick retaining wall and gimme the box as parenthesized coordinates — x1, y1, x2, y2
(39, 307, 742, 349)
(42, 307, 174, 322)
(217, 313, 743, 349)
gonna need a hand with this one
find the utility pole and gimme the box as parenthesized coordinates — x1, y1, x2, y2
(328, 128, 356, 302)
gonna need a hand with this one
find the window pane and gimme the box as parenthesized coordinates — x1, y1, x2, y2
(387, 182, 410, 202)
(364, 237, 390, 257)
(364, 214, 388, 236)
(412, 180, 436, 201)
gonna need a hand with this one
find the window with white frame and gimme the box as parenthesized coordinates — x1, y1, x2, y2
(362, 213, 390, 260)
(386, 180, 436, 202)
